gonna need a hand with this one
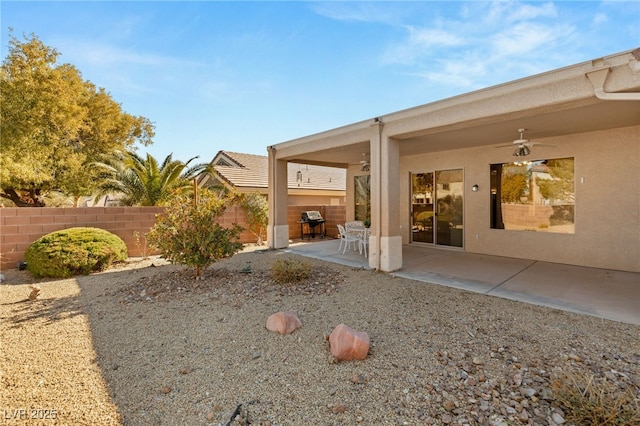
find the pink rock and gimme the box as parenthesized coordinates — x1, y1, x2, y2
(329, 323, 370, 361)
(266, 311, 302, 335)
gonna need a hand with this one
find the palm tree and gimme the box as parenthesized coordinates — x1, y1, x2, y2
(92, 151, 209, 206)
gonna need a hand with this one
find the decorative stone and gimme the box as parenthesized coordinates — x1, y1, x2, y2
(551, 412, 566, 424)
(28, 285, 40, 301)
(266, 311, 302, 335)
(329, 323, 370, 361)
(331, 403, 347, 414)
(351, 374, 366, 384)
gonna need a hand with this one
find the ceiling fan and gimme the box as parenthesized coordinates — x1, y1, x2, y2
(360, 153, 370, 172)
(495, 128, 551, 157)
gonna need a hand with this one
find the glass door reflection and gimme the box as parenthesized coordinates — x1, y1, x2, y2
(435, 169, 464, 247)
(411, 173, 434, 243)
(411, 169, 464, 247)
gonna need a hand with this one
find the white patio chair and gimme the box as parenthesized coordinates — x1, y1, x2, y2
(337, 224, 359, 254)
(345, 220, 364, 230)
(358, 228, 370, 257)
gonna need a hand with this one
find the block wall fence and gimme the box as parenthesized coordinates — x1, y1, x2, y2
(0, 205, 346, 270)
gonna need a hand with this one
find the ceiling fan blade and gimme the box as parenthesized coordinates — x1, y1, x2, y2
(528, 142, 556, 147)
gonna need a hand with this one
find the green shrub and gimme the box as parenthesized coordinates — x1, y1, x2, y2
(25, 227, 128, 278)
(271, 258, 312, 284)
(551, 369, 640, 425)
(147, 189, 244, 278)
(239, 191, 268, 245)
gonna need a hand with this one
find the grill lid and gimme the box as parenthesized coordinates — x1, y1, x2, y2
(301, 211, 323, 221)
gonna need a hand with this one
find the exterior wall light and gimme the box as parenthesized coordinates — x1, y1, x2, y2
(472, 184, 479, 192)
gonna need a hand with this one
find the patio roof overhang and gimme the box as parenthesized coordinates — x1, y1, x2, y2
(270, 48, 640, 167)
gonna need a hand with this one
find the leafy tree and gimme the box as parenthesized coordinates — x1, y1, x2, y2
(147, 188, 244, 278)
(0, 32, 154, 206)
(500, 165, 528, 203)
(92, 151, 209, 206)
(537, 158, 575, 203)
(239, 192, 268, 245)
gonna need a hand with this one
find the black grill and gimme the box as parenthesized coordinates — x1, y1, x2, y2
(299, 211, 325, 239)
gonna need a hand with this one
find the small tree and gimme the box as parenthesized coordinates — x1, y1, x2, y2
(147, 188, 243, 278)
(0, 33, 154, 207)
(240, 192, 268, 245)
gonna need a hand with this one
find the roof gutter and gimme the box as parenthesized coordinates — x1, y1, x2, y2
(586, 67, 640, 101)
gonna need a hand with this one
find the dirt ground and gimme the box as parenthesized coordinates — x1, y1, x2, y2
(1, 249, 638, 425)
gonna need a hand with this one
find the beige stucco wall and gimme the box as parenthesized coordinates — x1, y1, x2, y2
(392, 125, 639, 272)
(287, 194, 345, 206)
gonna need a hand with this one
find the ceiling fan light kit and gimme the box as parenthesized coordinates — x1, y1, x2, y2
(513, 144, 531, 157)
(360, 153, 370, 172)
(512, 128, 530, 157)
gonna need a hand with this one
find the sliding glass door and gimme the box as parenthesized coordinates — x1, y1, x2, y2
(411, 169, 464, 247)
(411, 172, 434, 243)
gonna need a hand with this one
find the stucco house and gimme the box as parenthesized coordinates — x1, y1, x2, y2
(267, 49, 640, 273)
(199, 150, 346, 205)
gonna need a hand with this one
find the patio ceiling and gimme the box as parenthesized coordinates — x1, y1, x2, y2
(280, 97, 639, 168)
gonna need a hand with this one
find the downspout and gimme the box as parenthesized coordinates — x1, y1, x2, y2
(586, 67, 640, 101)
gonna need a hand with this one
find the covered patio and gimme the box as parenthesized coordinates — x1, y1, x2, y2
(285, 239, 640, 325)
(268, 49, 640, 276)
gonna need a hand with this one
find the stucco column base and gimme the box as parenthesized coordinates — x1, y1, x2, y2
(268, 225, 290, 249)
(368, 235, 402, 272)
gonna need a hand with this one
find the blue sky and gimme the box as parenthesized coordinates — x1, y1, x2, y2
(2, 1, 638, 163)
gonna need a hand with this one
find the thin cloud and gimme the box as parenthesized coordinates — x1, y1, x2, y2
(49, 37, 214, 98)
(58, 39, 200, 68)
(382, 27, 466, 65)
(412, 57, 490, 89)
(592, 12, 608, 26)
(490, 22, 576, 59)
(310, 1, 409, 25)
(378, 1, 582, 91)
(484, 1, 558, 24)
(407, 27, 466, 48)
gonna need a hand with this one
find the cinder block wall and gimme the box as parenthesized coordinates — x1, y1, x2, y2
(0, 204, 346, 270)
(0, 206, 255, 270)
(288, 205, 346, 240)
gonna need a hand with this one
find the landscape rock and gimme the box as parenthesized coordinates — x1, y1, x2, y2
(265, 311, 302, 335)
(331, 403, 347, 414)
(28, 284, 40, 300)
(329, 323, 369, 361)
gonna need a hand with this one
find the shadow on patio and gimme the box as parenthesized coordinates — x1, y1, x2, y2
(286, 239, 640, 325)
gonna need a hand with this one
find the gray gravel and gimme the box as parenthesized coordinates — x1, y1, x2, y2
(1, 249, 638, 425)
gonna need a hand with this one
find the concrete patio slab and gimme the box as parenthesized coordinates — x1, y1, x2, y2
(397, 246, 536, 293)
(285, 239, 640, 325)
(490, 262, 640, 325)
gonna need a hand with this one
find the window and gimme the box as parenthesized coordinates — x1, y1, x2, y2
(490, 158, 574, 233)
(354, 175, 370, 222)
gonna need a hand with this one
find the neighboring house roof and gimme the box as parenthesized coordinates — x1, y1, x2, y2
(200, 151, 346, 192)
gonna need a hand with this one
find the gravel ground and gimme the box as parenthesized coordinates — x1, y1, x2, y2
(1, 248, 638, 426)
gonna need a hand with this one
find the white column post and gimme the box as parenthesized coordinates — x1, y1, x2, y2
(267, 146, 290, 248)
(368, 120, 403, 272)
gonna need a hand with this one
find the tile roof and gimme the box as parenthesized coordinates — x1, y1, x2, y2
(210, 151, 346, 191)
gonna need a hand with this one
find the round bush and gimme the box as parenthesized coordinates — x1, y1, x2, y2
(25, 227, 128, 278)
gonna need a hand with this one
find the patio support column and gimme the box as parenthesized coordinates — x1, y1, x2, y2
(267, 146, 289, 249)
(369, 122, 402, 272)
